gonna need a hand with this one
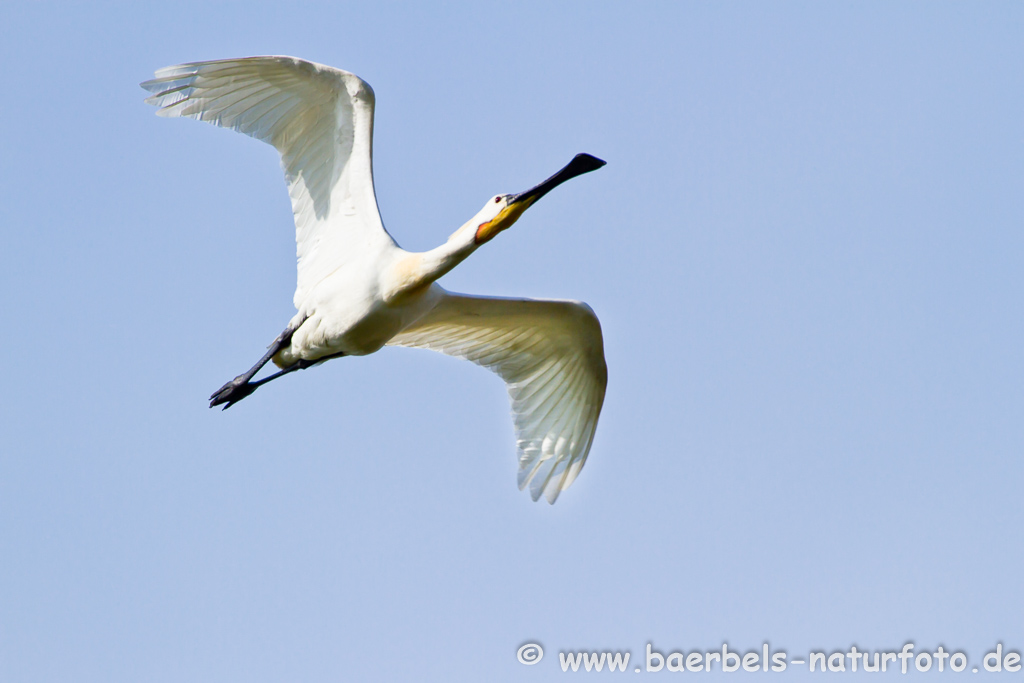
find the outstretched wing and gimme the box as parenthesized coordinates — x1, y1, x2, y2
(141, 56, 397, 307)
(388, 291, 607, 503)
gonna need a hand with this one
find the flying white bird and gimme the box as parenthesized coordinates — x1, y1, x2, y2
(141, 56, 607, 503)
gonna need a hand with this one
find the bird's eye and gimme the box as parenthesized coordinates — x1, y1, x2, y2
(494, 196, 501, 203)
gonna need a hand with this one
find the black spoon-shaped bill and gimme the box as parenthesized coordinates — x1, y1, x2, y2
(508, 153, 607, 207)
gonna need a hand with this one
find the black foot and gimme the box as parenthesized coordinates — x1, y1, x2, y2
(210, 375, 258, 410)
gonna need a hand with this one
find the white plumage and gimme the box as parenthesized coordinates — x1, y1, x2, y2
(142, 56, 607, 503)
(390, 294, 605, 503)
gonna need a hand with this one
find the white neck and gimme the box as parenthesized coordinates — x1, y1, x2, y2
(382, 218, 481, 303)
(420, 218, 481, 281)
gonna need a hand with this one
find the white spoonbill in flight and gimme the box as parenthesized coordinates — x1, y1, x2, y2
(141, 56, 607, 503)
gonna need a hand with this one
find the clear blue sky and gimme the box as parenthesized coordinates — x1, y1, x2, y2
(1, 2, 1021, 681)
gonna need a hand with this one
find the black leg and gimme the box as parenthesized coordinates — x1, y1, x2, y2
(209, 322, 301, 409)
(246, 351, 347, 390)
(209, 324, 346, 410)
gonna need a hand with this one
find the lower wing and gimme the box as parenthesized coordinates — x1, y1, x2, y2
(387, 291, 608, 503)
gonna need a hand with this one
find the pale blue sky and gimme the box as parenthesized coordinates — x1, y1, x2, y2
(1, 2, 1021, 681)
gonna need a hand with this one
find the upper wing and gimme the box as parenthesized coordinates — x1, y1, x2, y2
(141, 56, 397, 307)
(388, 291, 608, 503)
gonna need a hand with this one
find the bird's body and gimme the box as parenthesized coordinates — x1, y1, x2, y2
(142, 56, 607, 503)
(279, 249, 438, 364)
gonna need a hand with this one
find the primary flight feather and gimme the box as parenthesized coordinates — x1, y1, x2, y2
(141, 56, 607, 503)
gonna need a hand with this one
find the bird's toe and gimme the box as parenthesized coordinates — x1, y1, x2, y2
(209, 376, 256, 408)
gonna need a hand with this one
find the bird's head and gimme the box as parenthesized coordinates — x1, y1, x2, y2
(474, 153, 606, 244)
